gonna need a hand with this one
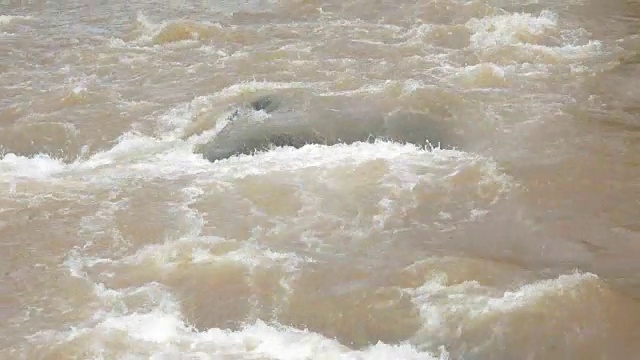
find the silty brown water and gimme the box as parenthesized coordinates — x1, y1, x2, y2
(1, 0, 640, 359)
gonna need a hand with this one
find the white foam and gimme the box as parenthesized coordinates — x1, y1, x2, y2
(133, 13, 164, 44)
(486, 271, 599, 313)
(0, 15, 32, 26)
(372, 197, 394, 230)
(459, 63, 506, 79)
(467, 11, 559, 48)
(11, 133, 510, 236)
(0, 153, 66, 181)
(0, 132, 452, 186)
(125, 13, 230, 48)
(107, 13, 176, 47)
(319, 80, 398, 97)
(33, 293, 448, 360)
(407, 269, 600, 340)
(72, 133, 172, 172)
(23, 135, 506, 360)
(215, 80, 324, 99)
(29, 137, 512, 334)
(107, 37, 127, 48)
(466, 10, 602, 62)
(396, 23, 435, 47)
(37, 252, 450, 359)
(200, 141, 501, 180)
(59, 73, 98, 96)
(69, 135, 211, 182)
(158, 103, 241, 140)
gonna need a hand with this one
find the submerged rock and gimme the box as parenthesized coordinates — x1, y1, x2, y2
(192, 94, 452, 162)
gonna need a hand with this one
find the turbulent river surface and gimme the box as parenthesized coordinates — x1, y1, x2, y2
(1, 0, 640, 359)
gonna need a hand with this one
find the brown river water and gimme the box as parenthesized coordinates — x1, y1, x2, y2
(1, 0, 640, 359)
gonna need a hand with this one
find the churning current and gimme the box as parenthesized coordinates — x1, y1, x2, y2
(1, 0, 640, 359)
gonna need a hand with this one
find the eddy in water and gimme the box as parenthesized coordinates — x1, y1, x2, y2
(186, 94, 454, 162)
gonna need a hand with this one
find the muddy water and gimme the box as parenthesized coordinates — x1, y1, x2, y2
(1, 0, 640, 359)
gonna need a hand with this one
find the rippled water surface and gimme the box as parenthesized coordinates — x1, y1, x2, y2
(1, 0, 640, 359)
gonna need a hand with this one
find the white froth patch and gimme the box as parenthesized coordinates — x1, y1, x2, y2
(0, 15, 32, 26)
(319, 80, 398, 96)
(402, 79, 426, 94)
(132, 13, 164, 44)
(66, 179, 309, 277)
(32, 260, 448, 359)
(112, 235, 313, 277)
(99, 317, 447, 359)
(202, 141, 501, 180)
(399, 23, 434, 44)
(486, 272, 599, 312)
(191, 141, 512, 229)
(125, 13, 236, 48)
(70, 77, 93, 95)
(107, 37, 126, 47)
(111, 13, 190, 46)
(33, 298, 448, 359)
(58, 73, 98, 100)
(455, 63, 508, 87)
(0, 153, 66, 181)
(67, 134, 211, 182)
(407, 269, 600, 338)
(466, 10, 602, 62)
(216, 80, 323, 99)
(75, 133, 170, 171)
(467, 11, 559, 48)
(97, 307, 185, 344)
(162, 97, 245, 139)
